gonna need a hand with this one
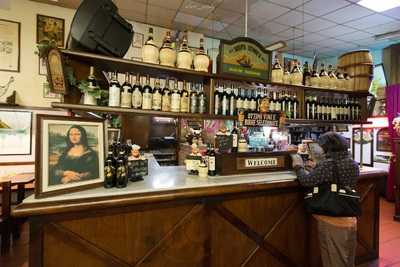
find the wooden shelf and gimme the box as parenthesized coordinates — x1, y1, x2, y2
(285, 119, 371, 125)
(51, 103, 237, 120)
(61, 49, 213, 82)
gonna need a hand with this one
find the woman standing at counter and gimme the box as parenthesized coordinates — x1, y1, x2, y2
(292, 132, 360, 267)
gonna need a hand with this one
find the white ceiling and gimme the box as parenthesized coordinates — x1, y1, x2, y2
(31, 0, 400, 59)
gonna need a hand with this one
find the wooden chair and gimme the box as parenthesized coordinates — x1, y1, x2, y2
(0, 180, 12, 255)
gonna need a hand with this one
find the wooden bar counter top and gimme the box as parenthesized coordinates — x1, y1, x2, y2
(14, 158, 387, 267)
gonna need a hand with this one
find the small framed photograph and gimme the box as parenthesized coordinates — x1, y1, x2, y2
(107, 128, 120, 147)
(35, 115, 105, 198)
(36, 14, 65, 47)
(39, 57, 47, 76)
(132, 32, 144, 48)
(43, 82, 60, 99)
(0, 19, 21, 72)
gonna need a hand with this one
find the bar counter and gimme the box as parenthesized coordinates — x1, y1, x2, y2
(14, 157, 387, 267)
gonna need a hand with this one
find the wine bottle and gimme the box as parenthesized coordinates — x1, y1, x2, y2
(142, 75, 153, 110)
(221, 84, 229, 116)
(161, 78, 171, 112)
(208, 145, 216, 176)
(171, 79, 181, 112)
(236, 88, 243, 113)
(305, 96, 311, 119)
(115, 159, 128, 188)
(190, 83, 198, 113)
(152, 78, 162, 111)
(104, 151, 116, 188)
(269, 92, 275, 112)
(108, 71, 121, 107)
(250, 90, 257, 111)
(214, 82, 222, 115)
(231, 123, 239, 153)
(132, 74, 143, 109)
(198, 83, 207, 114)
(120, 72, 132, 108)
(293, 93, 299, 119)
(243, 90, 250, 111)
(229, 84, 236, 116)
(180, 81, 189, 113)
(303, 61, 311, 86)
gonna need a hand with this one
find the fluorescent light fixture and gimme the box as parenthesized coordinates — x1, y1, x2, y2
(357, 0, 400, 12)
(265, 41, 286, 51)
(375, 29, 400, 40)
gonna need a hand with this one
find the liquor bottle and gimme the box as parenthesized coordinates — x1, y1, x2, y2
(161, 78, 171, 112)
(108, 71, 121, 107)
(229, 84, 236, 116)
(279, 92, 286, 113)
(305, 96, 311, 119)
(236, 88, 244, 113)
(142, 75, 153, 110)
(290, 62, 303, 86)
(271, 56, 283, 83)
(193, 38, 210, 72)
(159, 31, 176, 67)
(274, 92, 281, 111)
(250, 90, 257, 111)
(310, 66, 320, 87)
(292, 93, 298, 119)
(303, 61, 311, 86)
(231, 123, 239, 153)
(349, 98, 355, 120)
(177, 30, 192, 69)
(344, 98, 350, 121)
(208, 145, 216, 176)
(315, 97, 321, 120)
(142, 27, 159, 64)
(171, 79, 181, 112)
(269, 92, 275, 112)
(328, 65, 337, 89)
(198, 83, 207, 114)
(131, 74, 143, 109)
(104, 152, 116, 188)
(120, 72, 132, 108)
(355, 98, 361, 120)
(180, 81, 189, 113)
(83, 66, 98, 105)
(221, 84, 229, 116)
(331, 98, 337, 120)
(243, 90, 250, 111)
(214, 82, 222, 115)
(152, 78, 162, 111)
(319, 64, 329, 88)
(115, 159, 128, 188)
(190, 83, 198, 113)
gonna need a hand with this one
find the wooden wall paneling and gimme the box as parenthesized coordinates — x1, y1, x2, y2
(121, 115, 151, 148)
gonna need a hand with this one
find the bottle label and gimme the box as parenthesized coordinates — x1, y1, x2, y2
(269, 101, 275, 111)
(232, 134, 238, 148)
(171, 93, 180, 112)
(236, 99, 243, 109)
(132, 90, 142, 108)
(109, 85, 120, 107)
(120, 92, 132, 108)
(142, 93, 152, 109)
(180, 96, 189, 112)
(162, 95, 171, 111)
(208, 156, 216, 171)
(250, 101, 257, 111)
(243, 100, 249, 110)
(152, 92, 162, 110)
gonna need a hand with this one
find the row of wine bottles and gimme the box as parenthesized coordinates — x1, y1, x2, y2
(214, 82, 300, 119)
(305, 96, 361, 121)
(86, 67, 208, 113)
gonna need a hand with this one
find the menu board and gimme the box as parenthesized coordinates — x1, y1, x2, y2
(218, 37, 271, 80)
(215, 134, 233, 152)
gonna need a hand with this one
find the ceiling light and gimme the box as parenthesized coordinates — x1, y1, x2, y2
(375, 29, 400, 40)
(265, 41, 286, 51)
(357, 0, 400, 12)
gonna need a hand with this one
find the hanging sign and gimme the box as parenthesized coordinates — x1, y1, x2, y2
(218, 37, 271, 80)
(238, 111, 281, 127)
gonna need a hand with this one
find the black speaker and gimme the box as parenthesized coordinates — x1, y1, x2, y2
(68, 0, 134, 58)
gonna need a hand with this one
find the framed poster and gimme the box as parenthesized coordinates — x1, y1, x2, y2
(132, 32, 144, 48)
(35, 115, 105, 198)
(218, 37, 271, 80)
(352, 128, 374, 167)
(36, 14, 65, 47)
(0, 19, 20, 72)
(0, 110, 32, 155)
(376, 128, 391, 152)
(47, 48, 69, 94)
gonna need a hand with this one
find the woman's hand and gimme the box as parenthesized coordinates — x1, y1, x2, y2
(305, 160, 316, 169)
(290, 154, 304, 169)
(62, 171, 81, 184)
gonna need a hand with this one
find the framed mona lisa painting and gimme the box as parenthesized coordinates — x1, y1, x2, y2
(35, 115, 105, 198)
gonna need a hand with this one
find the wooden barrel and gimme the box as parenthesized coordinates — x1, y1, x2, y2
(337, 50, 373, 91)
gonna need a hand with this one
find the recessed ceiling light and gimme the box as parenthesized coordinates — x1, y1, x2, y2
(357, 0, 400, 12)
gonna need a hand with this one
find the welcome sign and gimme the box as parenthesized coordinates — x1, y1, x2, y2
(237, 155, 285, 170)
(218, 37, 271, 80)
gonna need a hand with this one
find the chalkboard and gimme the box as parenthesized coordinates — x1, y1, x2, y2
(127, 159, 148, 181)
(215, 134, 233, 152)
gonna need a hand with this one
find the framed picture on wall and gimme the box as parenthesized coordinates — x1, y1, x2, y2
(107, 128, 120, 148)
(36, 14, 65, 47)
(35, 115, 105, 198)
(0, 19, 21, 72)
(0, 110, 32, 155)
(376, 128, 391, 152)
(352, 128, 374, 166)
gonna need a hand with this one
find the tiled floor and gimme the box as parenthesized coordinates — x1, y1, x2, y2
(0, 199, 399, 267)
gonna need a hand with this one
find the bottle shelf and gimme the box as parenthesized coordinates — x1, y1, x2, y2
(285, 119, 371, 125)
(61, 50, 371, 96)
(51, 103, 237, 120)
